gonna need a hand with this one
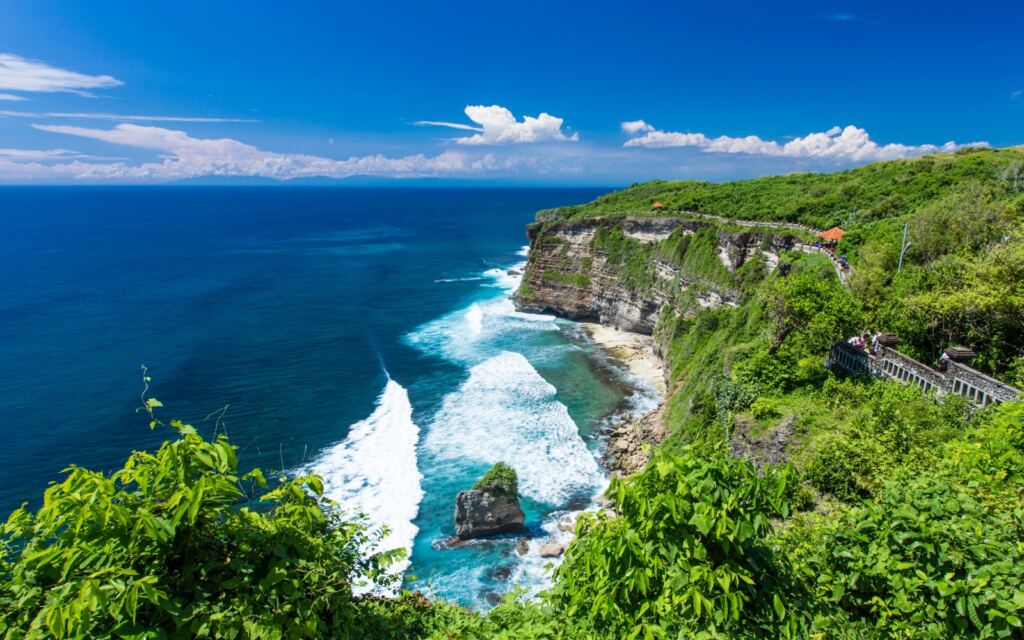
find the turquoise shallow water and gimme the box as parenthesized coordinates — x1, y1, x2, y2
(0, 186, 653, 606)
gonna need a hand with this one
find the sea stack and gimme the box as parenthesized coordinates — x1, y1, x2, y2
(454, 462, 525, 540)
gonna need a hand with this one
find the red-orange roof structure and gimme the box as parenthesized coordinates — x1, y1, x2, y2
(817, 227, 845, 241)
(651, 201, 665, 209)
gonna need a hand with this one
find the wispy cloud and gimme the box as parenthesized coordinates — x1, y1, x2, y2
(1012, 89, 1023, 102)
(0, 110, 256, 123)
(621, 121, 987, 162)
(0, 93, 27, 101)
(4, 123, 506, 181)
(412, 120, 483, 132)
(818, 13, 871, 22)
(0, 148, 121, 161)
(0, 53, 122, 98)
(416, 105, 578, 145)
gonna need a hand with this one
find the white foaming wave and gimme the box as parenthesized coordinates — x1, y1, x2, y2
(308, 378, 424, 587)
(405, 294, 557, 363)
(465, 303, 484, 335)
(423, 351, 603, 506)
(516, 245, 530, 257)
(434, 276, 484, 283)
(483, 258, 527, 291)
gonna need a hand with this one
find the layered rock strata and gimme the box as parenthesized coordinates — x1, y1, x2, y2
(515, 216, 801, 335)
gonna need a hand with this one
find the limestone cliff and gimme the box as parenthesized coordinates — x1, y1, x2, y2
(514, 216, 803, 336)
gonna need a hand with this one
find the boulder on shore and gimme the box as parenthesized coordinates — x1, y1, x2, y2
(454, 462, 525, 540)
(539, 542, 564, 558)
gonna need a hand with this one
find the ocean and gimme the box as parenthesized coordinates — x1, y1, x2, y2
(0, 186, 656, 607)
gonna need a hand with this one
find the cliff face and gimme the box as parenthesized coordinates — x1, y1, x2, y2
(515, 217, 801, 335)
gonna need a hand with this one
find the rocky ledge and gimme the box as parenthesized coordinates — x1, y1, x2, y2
(604, 404, 669, 476)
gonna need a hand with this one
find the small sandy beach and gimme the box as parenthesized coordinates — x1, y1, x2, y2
(581, 323, 666, 396)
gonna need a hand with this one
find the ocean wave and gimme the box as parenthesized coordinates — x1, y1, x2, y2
(405, 259, 557, 364)
(307, 377, 423, 587)
(423, 351, 603, 506)
(434, 276, 484, 283)
(405, 295, 557, 364)
(481, 259, 526, 290)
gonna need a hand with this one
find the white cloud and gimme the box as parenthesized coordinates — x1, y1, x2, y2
(5, 123, 503, 181)
(0, 110, 256, 123)
(0, 93, 27, 101)
(621, 120, 654, 135)
(0, 53, 122, 98)
(820, 13, 869, 22)
(417, 105, 578, 145)
(412, 120, 483, 132)
(623, 123, 987, 162)
(0, 148, 117, 161)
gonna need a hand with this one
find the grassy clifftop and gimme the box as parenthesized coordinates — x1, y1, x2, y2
(531, 148, 1024, 382)
(540, 147, 1024, 230)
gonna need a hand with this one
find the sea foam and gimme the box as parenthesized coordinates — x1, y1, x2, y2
(405, 260, 557, 364)
(423, 351, 603, 506)
(308, 377, 424, 582)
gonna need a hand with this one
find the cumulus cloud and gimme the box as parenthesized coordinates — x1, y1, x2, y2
(416, 105, 578, 145)
(2, 123, 507, 182)
(0, 53, 122, 98)
(623, 123, 987, 162)
(0, 110, 256, 123)
(621, 120, 654, 135)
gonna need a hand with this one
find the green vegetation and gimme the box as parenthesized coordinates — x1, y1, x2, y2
(472, 462, 519, 496)
(0, 387, 406, 639)
(3, 149, 1023, 639)
(540, 269, 590, 289)
(541, 147, 1024, 230)
(591, 224, 769, 297)
(550, 148, 1024, 382)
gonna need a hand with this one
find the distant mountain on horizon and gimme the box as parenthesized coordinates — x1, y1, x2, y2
(168, 175, 617, 188)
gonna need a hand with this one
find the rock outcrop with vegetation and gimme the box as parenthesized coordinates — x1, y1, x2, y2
(453, 463, 525, 541)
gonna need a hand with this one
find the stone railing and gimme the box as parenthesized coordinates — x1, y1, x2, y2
(826, 340, 874, 377)
(827, 342, 1021, 407)
(946, 361, 1022, 406)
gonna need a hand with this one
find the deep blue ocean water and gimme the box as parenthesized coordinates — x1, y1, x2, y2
(0, 186, 655, 606)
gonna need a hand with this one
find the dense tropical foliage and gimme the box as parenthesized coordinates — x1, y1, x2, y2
(472, 462, 519, 496)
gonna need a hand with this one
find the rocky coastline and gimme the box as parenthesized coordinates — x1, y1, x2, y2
(580, 324, 669, 476)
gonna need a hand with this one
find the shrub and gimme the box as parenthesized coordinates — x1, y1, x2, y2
(802, 432, 878, 500)
(810, 476, 1024, 638)
(750, 396, 781, 420)
(472, 462, 518, 496)
(548, 448, 804, 638)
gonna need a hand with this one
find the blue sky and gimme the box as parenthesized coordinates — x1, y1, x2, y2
(0, 0, 1020, 184)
